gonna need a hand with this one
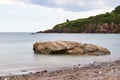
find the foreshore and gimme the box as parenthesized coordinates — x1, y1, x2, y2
(0, 59, 120, 80)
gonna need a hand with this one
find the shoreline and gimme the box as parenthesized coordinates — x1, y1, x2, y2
(0, 59, 120, 80)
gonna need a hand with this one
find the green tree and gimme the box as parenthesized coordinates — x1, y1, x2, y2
(115, 5, 120, 14)
(66, 19, 69, 22)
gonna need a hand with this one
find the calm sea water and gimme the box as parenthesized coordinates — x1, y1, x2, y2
(0, 33, 120, 72)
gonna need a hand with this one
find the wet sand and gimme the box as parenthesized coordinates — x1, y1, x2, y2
(0, 60, 120, 80)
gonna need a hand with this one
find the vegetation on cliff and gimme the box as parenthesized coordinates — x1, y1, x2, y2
(41, 5, 120, 33)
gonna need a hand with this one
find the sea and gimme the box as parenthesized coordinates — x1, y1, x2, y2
(0, 33, 120, 74)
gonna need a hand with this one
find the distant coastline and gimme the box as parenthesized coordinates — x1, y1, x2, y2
(37, 5, 120, 33)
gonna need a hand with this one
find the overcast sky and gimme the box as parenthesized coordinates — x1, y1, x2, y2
(0, 0, 120, 32)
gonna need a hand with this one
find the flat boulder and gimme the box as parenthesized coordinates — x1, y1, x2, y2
(33, 40, 110, 56)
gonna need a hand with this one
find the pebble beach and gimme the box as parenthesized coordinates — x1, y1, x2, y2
(0, 59, 120, 80)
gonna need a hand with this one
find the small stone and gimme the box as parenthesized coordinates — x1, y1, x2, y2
(21, 70, 26, 72)
(78, 64, 81, 66)
(29, 72, 33, 74)
(43, 70, 47, 73)
(41, 70, 48, 75)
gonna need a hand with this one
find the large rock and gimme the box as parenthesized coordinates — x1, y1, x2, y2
(33, 40, 110, 56)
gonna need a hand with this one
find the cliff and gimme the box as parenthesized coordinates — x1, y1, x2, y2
(39, 5, 120, 33)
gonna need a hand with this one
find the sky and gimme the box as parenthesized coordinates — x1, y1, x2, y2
(0, 0, 120, 32)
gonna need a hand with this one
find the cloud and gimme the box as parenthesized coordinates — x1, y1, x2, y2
(0, 0, 119, 12)
(0, 0, 114, 32)
(25, 0, 120, 12)
(0, 0, 21, 5)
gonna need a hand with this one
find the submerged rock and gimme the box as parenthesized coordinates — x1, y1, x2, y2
(33, 40, 110, 56)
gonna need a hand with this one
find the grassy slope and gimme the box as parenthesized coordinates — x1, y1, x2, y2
(53, 12, 120, 32)
(42, 6, 120, 33)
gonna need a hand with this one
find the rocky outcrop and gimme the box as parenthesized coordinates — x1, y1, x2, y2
(39, 23, 120, 33)
(38, 6, 120, 33)
(33, 41, 110, 56)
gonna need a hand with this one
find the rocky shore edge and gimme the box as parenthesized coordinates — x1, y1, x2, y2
(0, 59, 120, 80)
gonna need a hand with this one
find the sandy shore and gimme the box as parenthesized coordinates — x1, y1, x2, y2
(0, 60, 120, 80)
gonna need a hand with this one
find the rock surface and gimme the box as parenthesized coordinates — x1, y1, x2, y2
(33, 40, 110, 56)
